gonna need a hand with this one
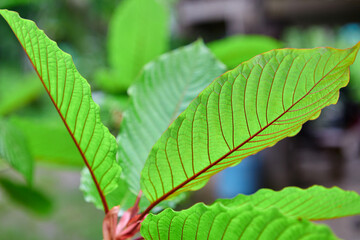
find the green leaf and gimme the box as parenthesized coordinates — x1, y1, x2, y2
(0, 177, 52, 216)
(0, 9, 121, 212)
(141, 43, 360, 206)
(218, 186, 360, 221)
(98, 0, 169, 92)
(118, 41, 226, 194)
(10, 116, 83, 167)
(208, 35, 283, 69)
(0, 119, 33, 184)
(0, 68, 42, 116)
(140, 202, 336, 240)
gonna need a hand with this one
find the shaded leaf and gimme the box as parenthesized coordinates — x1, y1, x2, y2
(0, 178, 52, 215)
(10, 116, 83, 167)
(0, 10, 121, 212)
(118, 41, 226, 194)
(218, 185, 360, 221)
(0, 119, 33, 184)
(141, 43, 360, 205)
(0, 68, 42, 116)
(98, 0, 169, 92)
(209, 35, 283, 69)
(141, 202, 336, 240)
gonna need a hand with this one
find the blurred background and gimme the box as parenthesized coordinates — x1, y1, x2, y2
(1, 0, 360, 239)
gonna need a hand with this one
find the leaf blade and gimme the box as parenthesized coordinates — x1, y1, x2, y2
(99, 0, 169, 92)
(118, 41, 226, 194)
(218, 186, 360, 221)
(0, 9, 121, 212)
(0, 119, 33, 184)
(141, 44, 360, 206)
(140, 202, 337, 240)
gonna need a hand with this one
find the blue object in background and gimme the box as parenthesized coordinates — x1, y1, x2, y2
(214, 155, 262, 198)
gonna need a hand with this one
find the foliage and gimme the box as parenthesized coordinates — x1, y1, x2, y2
(1, 8, 360, 240)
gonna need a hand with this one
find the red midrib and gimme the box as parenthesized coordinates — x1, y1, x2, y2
(6, 16, 110, 213)
(139, 50, 353, 219)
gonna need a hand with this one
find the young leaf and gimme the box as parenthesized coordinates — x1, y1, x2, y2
(0, 119, 33, 184)
(141, 43, 360, 208)
(140, 202, 336, 240)
(208, 35, 283, 69)
(0, 9, 121, 212)
(218, 186, 360, 221)
(118, 41, 226, 195)
(98, 0, 169, 92)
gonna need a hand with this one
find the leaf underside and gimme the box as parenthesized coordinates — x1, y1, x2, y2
(118, 41, 226, 194)
(218, 185, 360, 221)
(0, 9, 121, 212)
(141, 43, 360, 204)
(140, 202, 336, 240)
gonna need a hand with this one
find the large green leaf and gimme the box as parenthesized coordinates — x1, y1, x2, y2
(97, 0, 169, 92)
(141, 202, 336, 240)
(208, 35, 283, 69)
(141, 43, 360, 206)
(0, 119, 33, 184)
(218, 186, 360, 221)
(118, 41, 226, 194)
(0, 9, 121, 212)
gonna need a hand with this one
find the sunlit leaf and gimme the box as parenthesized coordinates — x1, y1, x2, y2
(218, 185, 360, 221)
(141, 202, 336, 240)
(98, 0, 169, 92)
(0, 9, 121, 212)
(0, 119, 33, 184)
(141, 43, 360, 206)
(0, 178, 52, 215)
(209, 35, 283, 69)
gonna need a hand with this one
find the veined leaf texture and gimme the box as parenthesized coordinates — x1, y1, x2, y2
(141, 43, 360, 205)
(0, 10, 121, 212)
(141, 202, 336, 240)
(217, 186, 360, 221)
(118, 41, 226, 194)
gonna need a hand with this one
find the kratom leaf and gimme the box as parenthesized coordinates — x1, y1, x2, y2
(118, 41, 226, 194)
(10, 116, 82, 167)
(0, 9, 121, 212)
(208, 35, 283, 69)
(0, 119, 33, 184)
(140, 202, 336, 240)
(98, 0, 169, 92)
(0, 178, 52, 215)
(218, 185, 360, 221)
(141, 43, 360, 207)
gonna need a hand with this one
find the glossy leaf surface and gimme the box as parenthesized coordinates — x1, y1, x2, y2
(218, 186, 360, 220)
(209, 35, 283, 69)
(141, 202, 336, 240)
(0, 119, 33, 184)
(99, 0, 169, 92)
(141, 43, 360, 204)
(0, 10, 121, 212)
(118, 41, 226, 194)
